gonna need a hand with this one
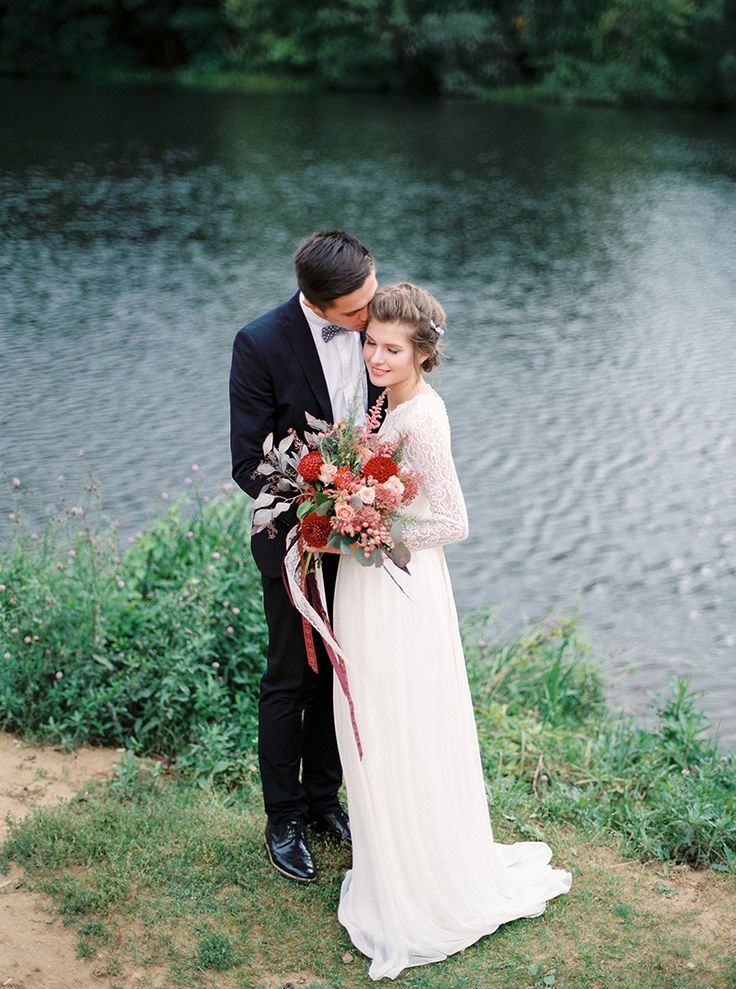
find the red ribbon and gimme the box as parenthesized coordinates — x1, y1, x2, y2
(282, 534, 363, 759)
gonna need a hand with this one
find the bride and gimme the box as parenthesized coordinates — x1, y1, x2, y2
(321, 282, 571, 980)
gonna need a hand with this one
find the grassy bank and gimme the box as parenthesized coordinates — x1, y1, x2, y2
(3, 757, 736, 989)
(2, 476, 736, 984)
(1, 476, 735, 871)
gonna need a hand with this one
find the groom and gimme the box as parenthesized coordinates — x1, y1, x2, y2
(229, 230, 382, 882)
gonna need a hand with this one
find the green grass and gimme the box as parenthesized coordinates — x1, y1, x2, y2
(3, 760, 735, 988)
(2, 475, 736, 870)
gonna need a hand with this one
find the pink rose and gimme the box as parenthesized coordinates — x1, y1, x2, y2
(356, 486, 376, 505)
(382, 475, 405, 497)
(319, 463, 338, 484)
(335, 501, 357, 523)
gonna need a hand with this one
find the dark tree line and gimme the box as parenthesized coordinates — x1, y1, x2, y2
(1, 0, 735, 105)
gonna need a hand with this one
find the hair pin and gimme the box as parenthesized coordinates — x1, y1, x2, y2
(430, 319, 445, 336)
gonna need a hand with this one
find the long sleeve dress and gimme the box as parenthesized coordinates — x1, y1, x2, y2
(332, 387, 572, 981)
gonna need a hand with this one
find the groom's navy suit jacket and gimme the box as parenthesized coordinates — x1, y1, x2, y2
(229, 292, 383, 578)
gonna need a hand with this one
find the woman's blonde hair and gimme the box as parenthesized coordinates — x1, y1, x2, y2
(368, 282, 446, 372)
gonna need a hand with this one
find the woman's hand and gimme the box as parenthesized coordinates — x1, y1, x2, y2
(304, 544, 342, 555)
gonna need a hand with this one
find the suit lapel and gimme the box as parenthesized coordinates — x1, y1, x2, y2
(281, 294, 334, 423)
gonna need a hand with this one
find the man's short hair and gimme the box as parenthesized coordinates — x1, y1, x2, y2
(294, 229, 374, 309)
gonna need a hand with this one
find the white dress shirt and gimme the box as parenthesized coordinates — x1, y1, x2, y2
(299, 293, 367, 423)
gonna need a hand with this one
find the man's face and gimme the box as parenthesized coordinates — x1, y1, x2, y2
(305, 270, 378, 332)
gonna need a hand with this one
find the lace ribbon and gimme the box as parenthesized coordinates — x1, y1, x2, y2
(282, 528, 364, 759)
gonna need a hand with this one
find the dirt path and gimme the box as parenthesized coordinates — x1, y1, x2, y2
(0, 732, 122, 989)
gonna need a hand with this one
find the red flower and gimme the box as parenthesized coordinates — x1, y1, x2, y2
(298, 451, 324, 481)
(363, 455, 399, 484)
(301, 512, 332, 548)
(334, 467, 356, 490)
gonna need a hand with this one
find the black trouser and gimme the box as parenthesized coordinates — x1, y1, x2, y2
(258, 556, 341, 825)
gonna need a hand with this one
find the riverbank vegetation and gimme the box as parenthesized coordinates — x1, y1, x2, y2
(1, 0, 735, 108)
(2, 474, 736, 985)
(1, 474, 735, 872)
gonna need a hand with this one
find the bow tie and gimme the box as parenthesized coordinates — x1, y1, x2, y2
(322, 323, 348, 342)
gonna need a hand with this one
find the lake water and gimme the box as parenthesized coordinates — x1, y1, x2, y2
(1, 80, 735, 741)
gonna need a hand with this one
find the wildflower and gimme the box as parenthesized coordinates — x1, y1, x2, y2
(0, 585, 5, 592)
(223, 600, 229, 608)
(184, 476, 192, 485)
(212, 661, 220, 669)
(55, 671, 63, 680)
(57, 474, 65, 483)
(11, 628, 18, 635)
(33, 635, 39, 641)
(231, 606, 240, 615)
(222, 482, 234, 491)
(79, 449, 85, 456)
(31, 532, 39, 540)
(112, 519, 120, 526)
(11, 477, 20, 487)
(68, 549, 76, 558)
(8, 512, 16, 521)
(161, 492, 169, 500)
(113, 555, 120, 564)
(203, 495, 210, 503)
(208, 564, 215, 572)
(69, 506, 84, 517)
(191, 463, 200, 471)
(226, 626, 234, 634)
(186, 530, 194, 538)
(116, 579, 125, 589)
(212, 552, 220, 560)
(478, 639, 486, 647)
(3, 652, 10, 660)
(24, 636, 31, 644)
(681, 768, 690, 776)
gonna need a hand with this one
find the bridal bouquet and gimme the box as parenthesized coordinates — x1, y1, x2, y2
(252, 394, 421, 571)
(250, 395, 421, 760)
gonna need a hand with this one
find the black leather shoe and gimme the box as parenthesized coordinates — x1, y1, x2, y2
(264, 818, 316, 882)
(308, 805, 351, 845)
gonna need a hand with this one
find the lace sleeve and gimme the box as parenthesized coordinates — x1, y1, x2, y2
(398, 398, 469, 551)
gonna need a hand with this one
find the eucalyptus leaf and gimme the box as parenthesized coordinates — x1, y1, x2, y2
(255, 463, 276, 476)
(297, 500, 315, 520)
(315, 501, 333, 517)
(252, 490, 277, 510)
(305, 411, 331, 432)
(389, 541, 411, 570)
(277, 434, 295, 455)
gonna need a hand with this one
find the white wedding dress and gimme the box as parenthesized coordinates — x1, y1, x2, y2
(332, 387, 572, 981)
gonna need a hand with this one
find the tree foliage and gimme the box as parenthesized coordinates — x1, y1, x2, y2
(0, 0, 734, 105)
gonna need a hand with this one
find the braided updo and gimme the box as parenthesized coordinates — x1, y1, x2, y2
(368, 282, 446, 373)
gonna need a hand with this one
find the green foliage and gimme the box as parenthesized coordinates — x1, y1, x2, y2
(2, 477, 735, 868)
(465, 618, 736, 869)
(1, 0, 734, 105)
(0, 478, 265, 782)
